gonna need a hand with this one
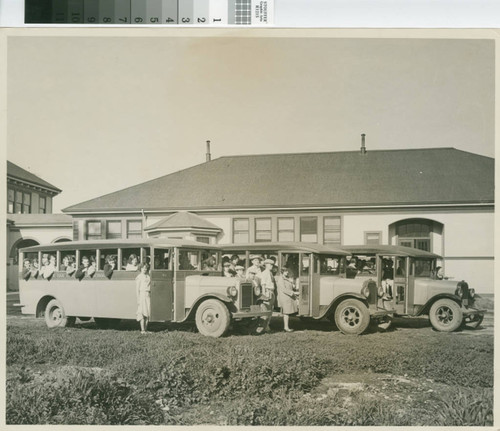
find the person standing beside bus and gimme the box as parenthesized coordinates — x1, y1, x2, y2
(276, 267, 298, 332)
(136, 263, 151, 334)
(259, 258, 276, 332)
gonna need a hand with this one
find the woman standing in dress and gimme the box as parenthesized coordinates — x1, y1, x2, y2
(276, 267, 298, 332)
(136, 263, 151, 334)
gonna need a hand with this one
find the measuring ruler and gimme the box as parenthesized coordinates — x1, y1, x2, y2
(25, 0, 274, 25)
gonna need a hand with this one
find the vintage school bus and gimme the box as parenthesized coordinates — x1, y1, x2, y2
(220, 242, 393, 335)
(341, 245, 486, 331)
(17, 239, 270, 337)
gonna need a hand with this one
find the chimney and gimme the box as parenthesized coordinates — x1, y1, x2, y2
(206, 140, 211, 162)
(360, 134, 367, 154)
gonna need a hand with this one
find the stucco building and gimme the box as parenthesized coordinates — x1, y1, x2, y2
(6, 161, 72, 290)
(62, 147, 494, 293)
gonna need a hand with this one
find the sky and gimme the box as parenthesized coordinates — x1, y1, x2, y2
(6, 32, 495, 213)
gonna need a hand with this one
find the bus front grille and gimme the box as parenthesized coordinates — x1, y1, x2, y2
(240, 282, 253, 309)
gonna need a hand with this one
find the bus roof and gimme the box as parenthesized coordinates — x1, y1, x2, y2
(341, 245, 441, 259)
(220, 242, 349, 256)
(19, 238, 220, 253)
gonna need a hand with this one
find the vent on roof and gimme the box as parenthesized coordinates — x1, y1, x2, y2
(206, 140, 211, 162)
(360, 134, 367, 154)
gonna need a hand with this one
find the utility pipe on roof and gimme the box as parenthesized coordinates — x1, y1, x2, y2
(361, 134, 367, 154)
(206, 140, 211, 162)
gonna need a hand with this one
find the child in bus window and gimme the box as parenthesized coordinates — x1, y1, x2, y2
(22, 259, 32, 280)
(126, 254, 139, 271)
(65, 256, 76, 276)
(31, 258, 39, 279)
(42, 254, 56, 280)
(75, 256, 94, 280)
(103, 255, 117, 279)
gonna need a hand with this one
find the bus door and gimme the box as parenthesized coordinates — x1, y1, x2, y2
(280, 252, 306, 314)
(150, 247, 174, 322)
(393, 256, 408, 314)
(173, 249, 203, 321)
(406, 257, 415, 314)
(310, 254, 321, 317)
(299, 253, 312, 316)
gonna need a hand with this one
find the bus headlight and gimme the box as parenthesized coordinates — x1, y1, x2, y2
(378, 286, 385, 298)
(455, 283, 464, 298)
(227, 286, 238, 298)
(253, 285, 262, 296)
(361, 285, 370, 298)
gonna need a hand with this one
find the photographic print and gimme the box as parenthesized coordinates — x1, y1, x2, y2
(4, 28, 495, 426)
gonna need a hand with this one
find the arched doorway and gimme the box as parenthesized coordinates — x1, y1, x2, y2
(8, 238, 40, 292)
(389, 218, 444, 254)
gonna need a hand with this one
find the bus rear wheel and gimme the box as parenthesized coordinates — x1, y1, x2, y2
(195, 299, 230, 338)
(45, 299, 75, 329)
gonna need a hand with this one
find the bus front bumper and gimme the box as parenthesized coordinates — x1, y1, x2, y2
(232, 306, 272, 320)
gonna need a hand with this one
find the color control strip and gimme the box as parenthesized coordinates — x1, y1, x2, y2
(26, 0, 274, 25)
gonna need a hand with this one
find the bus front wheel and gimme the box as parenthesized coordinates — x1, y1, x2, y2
(45, 299, 75, 329)
(334, 299, 370, 335)
(429, 299, 463, 332)
(195, 299, 230, 338)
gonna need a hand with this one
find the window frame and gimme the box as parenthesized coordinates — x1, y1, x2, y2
(364, 231, 382, 245)
(278, 217, 295, 242)
(106, 220, 123, 240)
(126, 220, 143, 239)
(323, 216, 341, 245)
(232, 218, 250, 244)
(86, 221, 102, 240)
(300, 216, 318, 243)
(254, 217, 272, 243)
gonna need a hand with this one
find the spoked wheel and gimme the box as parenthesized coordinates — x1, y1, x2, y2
(195, 299, 230, 338)
(429, 299, 463, 332)
(334, 299, 370, 335)
(45, 299, 75, 328)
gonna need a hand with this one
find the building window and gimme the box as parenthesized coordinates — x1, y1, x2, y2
(196, 236, 210, 244)
(39, 197, 46, 214)
(364, 231, 381, 245)
(7, 189, 14, 213)
(127, 220, 143, 238)
(106, 220, 122, 239)
(324, 216, 341, 245)
(300, 217, 317, 243)
(396, 219, 431, 251)
(22, 193, 31, 213)
(255, 218, 271, 242)
(10, 190, 31, 214)
(233, 218, 249, 243)
(86, 221, 102, 240)
(278, 217, 294, 242)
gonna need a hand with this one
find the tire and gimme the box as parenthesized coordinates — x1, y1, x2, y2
(429, 299, 463, 332)
(44, 299, 75, 329)
(94, 318, 121, 329)
(195, 299, 231, 338)
(334, 299, 370, 335)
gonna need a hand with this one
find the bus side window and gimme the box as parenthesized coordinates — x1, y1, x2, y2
(60, 250, 77, 276)
(153, 248, 171, 270)
(179, 250, 199, 270)
(122, 248, 141, 271)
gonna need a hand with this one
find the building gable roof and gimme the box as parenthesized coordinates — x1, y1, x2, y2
(7, 161, 61, 193)
(63, 148, 494, 213)
(144, 211, 222, 231)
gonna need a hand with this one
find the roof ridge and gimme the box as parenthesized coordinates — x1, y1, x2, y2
(215, 147, 459, 160)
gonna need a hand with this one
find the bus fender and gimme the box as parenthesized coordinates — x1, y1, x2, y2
(36, 295, 56, 317)
(319, 293, 369, 320)
(182, 293, 235, 322)
(416, 293, 462, 316)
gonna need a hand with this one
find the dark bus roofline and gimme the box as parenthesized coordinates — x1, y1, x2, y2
(220, 242, 349, 256)
(19, 238, 221, 253)
(341, 245, 441, 259)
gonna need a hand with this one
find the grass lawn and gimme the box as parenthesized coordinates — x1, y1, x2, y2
(6, 314, 493, 426)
